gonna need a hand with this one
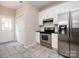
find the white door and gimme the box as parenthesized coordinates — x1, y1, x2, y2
(0, 15, 15, 43)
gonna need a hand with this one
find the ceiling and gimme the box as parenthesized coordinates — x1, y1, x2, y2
(30, 1, 65, 11)
(0, 1, 24, 10)
(0, 1, 65, 11)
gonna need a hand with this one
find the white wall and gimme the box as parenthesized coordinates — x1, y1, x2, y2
(39, 1, 79, 49)
(0, 5, 15, 16)
(16, 2, 38, 47)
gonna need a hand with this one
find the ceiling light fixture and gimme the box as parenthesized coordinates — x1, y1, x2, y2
(19, 1, 23, 3)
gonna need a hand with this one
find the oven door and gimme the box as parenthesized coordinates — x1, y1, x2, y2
(40, 33, 51, 44)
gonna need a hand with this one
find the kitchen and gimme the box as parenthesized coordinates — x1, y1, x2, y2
(0, 1, 79, 58)
(37, 1, 79, 58)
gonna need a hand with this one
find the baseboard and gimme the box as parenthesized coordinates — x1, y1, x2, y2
(24, 43, 37, 48)
(0, 40, 17, 45)
(52, 47, 58, 52)
(36, 42, 40, 45)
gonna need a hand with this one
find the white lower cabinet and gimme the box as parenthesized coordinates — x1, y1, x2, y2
(52, 33, 58, 50)
(36, 32, 40, 44)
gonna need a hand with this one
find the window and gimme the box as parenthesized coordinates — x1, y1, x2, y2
(2, 16, 12, 31)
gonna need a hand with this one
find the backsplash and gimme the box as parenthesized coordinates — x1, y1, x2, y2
(43, 18, 53, 27)
(44, 22, 54, 27)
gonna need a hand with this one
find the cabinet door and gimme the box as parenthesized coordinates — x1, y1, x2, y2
(52, 33, 58, 49)
(36, 32, 40, 44)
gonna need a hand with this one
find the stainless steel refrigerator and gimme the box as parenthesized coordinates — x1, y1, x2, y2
(58, 10, 79, 58)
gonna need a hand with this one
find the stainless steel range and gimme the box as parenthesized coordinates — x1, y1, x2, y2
(39, 18, 55, 48)
(40, 32, 52, 48)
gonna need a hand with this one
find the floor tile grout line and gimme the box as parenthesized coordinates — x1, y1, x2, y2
(7, 45, 15, 57)
(36, 48, 48, 58)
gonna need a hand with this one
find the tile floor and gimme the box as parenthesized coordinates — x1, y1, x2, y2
(0, 42, 64, 58)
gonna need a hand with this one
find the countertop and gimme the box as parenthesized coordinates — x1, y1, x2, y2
(36, 30, 58, 34)
(36, 31, 44, 32)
